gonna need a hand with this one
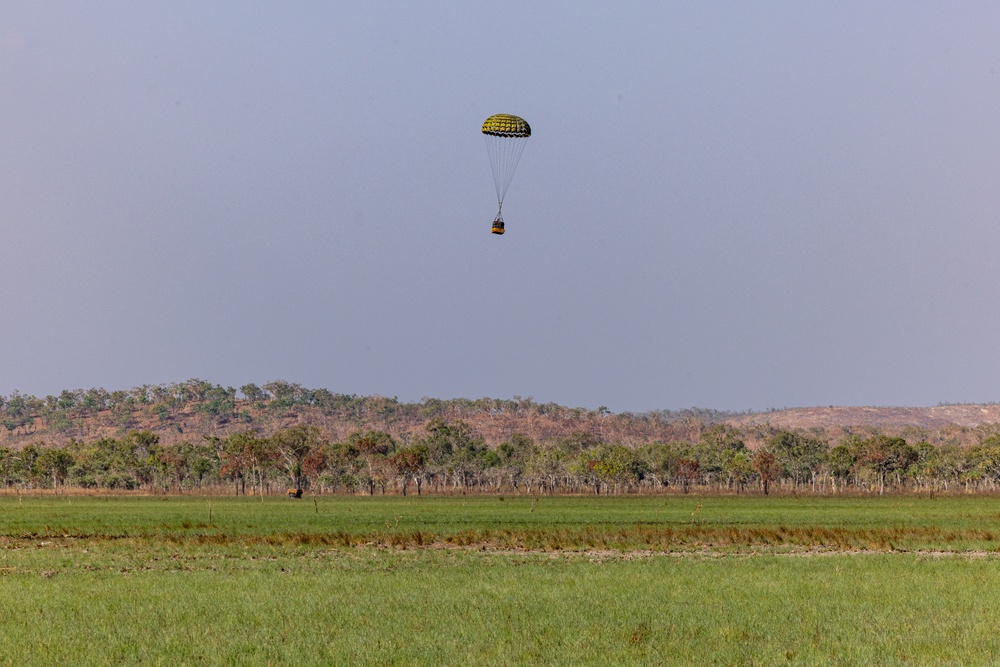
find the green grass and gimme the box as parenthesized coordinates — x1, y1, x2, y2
(3, 494, 1000, 664)
(4, 493, 1000, 551)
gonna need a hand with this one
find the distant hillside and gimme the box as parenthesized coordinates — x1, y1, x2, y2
(0, 380, 997, 449)
(732, 404, 1000, 431)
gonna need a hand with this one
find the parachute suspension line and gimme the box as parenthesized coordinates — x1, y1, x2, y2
(484, 133, 528, 206)
(485, 134, 505, 203)
(503, 135, 527, 201)
(484, 135, 500, 203)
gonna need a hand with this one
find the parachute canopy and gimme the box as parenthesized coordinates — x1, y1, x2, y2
(482, 114, 531, 138)
(482, 114, 531, 234)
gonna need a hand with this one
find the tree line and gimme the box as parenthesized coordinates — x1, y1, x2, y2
(0, 380, 739, 448)
(5, 419, 1000, 496)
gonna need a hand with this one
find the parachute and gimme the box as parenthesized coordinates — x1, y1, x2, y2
(482, 114, 531, 235)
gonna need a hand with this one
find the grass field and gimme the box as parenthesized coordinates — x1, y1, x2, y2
(2, 494, 1000, 665)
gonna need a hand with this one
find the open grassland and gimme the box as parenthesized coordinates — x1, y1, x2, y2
(4, 493, 1000, 552)
(3, 494, 1000, 665)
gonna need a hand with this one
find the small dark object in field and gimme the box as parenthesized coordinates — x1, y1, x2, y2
(631, 621, 651, 645)
(287, 488, 303, 499)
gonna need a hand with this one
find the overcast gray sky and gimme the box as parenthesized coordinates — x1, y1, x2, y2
(2, 2, 1000, 412)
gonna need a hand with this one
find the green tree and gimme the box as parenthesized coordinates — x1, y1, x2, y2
(935, 444, 968, 491)
(968, 436, 1000, 490)
(18, 444, 42, 487)
(828, 443, 857, 491)
(637, 441, 691, 490)
(694, 425, 747, 488)
(2, 391, 37, 434)
(324, 440, 362, 493)
(222, 431, 274, 496)
(350, 430, 396, 495)
(910, 441, 939, 491)
(159, 441, 215, 492)
(240, 383, 268, 406)
(572, 445, 645, 494)
(766, 431, 828, 488)
(390, 446, 429, 496)
(723, 450, 756, 493)
(860, 435, 917, 494)
(189, 447, 218, 489)
(272, 425, 326, 492)
(524, 444, 568, 495)
(418, 419, 486, 492)
(263, 381, 305, 412)
(0, 446, 16, 487)
(200, 385, 237, 418)
(34, 448, 75, 492)
(123, 430, 162, 489)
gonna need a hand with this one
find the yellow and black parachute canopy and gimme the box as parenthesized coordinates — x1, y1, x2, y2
(482, 114, 531, 138)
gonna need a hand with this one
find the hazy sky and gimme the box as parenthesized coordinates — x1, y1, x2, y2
(3, 2, 1000, 412)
